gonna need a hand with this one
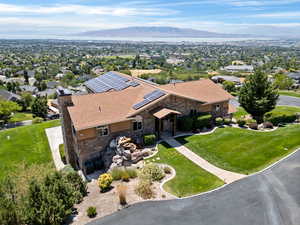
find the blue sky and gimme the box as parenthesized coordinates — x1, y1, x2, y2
(0, 0, 300, 37)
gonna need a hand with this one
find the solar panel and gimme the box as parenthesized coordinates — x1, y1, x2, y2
(132, 99, 151, 110)
(128, 81, 140, 87)
(107, 71, 129, 82)
(144, 90, 166, 100)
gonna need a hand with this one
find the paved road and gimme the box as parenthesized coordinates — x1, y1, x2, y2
(231, 95, 300, 108)
(88, 150, 300, 225)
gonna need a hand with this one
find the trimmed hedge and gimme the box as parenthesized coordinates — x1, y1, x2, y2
(215, 117, 224, 126)
(237, 119, 246, 127)
(177, 113, 212, 131)
(264, 111, 297, 125)
(177, 116, 194, 131)
(195, 114, 212, 129)
(144, 134, 156, 146)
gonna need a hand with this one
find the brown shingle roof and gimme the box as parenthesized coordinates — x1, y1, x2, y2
(159, 79, 234, 103)
(67, 73, 234, 131)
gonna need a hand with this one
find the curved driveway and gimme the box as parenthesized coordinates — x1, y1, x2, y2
(88, 150, 300, 225)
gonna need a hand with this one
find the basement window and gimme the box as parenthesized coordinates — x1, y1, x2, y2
(96, 126, 109, 136)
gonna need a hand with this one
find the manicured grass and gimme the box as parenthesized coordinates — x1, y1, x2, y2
(177, 124, 300, 175)
(146, 142, 224, 197)
(9, 112, 34, 123)
(0, 120, 61, 179)
(279, 90, 300, 98)
(233, 106, 300, 120)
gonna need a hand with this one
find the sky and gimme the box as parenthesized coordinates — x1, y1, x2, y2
(0, 0, 300, 38)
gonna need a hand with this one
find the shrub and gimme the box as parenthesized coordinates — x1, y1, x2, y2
(144, 134, 156, 146)
(215, 117, 223, 126)
(32, 117, 43, 124)
(110, 167, 124, 181)
(263, 122, 274, 129)
(264, 112, 297, 125)
(126, 168, 137, 179)
(248, 122, 258, 130)
(98, 173, 113, 192)
(135, 179, 154, 199)
(117, 184, 127, 205)
(223, 118, 231, 125)
(86, 206, 97, 218)
(177, 116, 193, 131)
(237, 119, 246, 127)
(164, 166, 172, 174)
(139, 163, 165, 181)
(64, 171, 87, 203)
(246, 119, 256, 125)
(121, 173, 130, 182)
(195, 114, 212, 129)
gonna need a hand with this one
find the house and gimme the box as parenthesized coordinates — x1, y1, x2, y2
(223, 65, 254, 73)
(0, 89, 21, 102)
(288, 72, 300, 84)
(57, 71, 236, 174)
(19, 85, 38, 94)
(47, 81, 59, 89)
(211, 75, 243, 84)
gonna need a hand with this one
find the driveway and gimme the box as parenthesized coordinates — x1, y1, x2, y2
(87, 150, 300, 225)
(231, 95, 300, 108)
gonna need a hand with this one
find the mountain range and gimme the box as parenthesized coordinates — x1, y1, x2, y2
(76, 26, 256, 38)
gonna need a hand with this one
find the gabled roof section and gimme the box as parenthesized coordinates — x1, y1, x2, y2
(159, 79, 234, 103)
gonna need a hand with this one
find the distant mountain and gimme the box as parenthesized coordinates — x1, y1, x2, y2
(76, 26, 254, 38)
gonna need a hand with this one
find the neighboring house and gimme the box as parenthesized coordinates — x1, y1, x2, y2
(37, 88, 56, 97)
(47, 81, 59, 89)
(288, 72, 300, 84)
(6, 77, 25, 85)
(223, 65, 254, 73)
(58, 71, 236, 174)
(19, 85, 38, 94)
(211, 75, 243, 84)
(0, 89, 21, 101)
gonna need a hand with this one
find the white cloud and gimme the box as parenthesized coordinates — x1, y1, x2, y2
(0, 3, 177, 16)
(250, 11, 300, 18)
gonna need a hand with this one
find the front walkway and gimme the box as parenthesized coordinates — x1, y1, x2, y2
(164, 137, 246, 184)
(46, 126, 65, 170)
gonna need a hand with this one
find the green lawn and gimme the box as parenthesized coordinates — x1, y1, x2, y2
(0, 120, 61, 179)
(9, 112, 34, 123)
(279, 90, 300, 98)
(233, 106, 300, 120)
(177, 124, 300, 175)
(146, 142, 224, 197)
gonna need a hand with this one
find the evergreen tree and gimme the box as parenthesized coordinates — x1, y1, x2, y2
(31, 95, 48, 119)
(239, 69, 279, 123)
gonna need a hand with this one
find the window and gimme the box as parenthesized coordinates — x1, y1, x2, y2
(96, 126, 109, 136)
(215, 104, 220, 112)
(190, 109, 197, 115)
(133, 121, 143, 131)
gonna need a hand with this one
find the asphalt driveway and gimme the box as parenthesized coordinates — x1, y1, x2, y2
(88, 150, 300, 225)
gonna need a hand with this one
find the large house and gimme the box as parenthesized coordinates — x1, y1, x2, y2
(58, 71, 236, 174)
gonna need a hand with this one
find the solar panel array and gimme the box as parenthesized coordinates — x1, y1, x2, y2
(85, 72, 140, 93)
(133, 89, 166, 110)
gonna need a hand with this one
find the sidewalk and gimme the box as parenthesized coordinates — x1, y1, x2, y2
(46, 126, 65, 170)
(164, 137, 246, 184)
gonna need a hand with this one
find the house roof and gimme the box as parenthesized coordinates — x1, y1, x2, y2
(153, 108, 181, 119)
(0, 89, 21, 101)
(67, 72, 234, 131)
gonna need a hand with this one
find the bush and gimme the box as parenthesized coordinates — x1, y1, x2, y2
(164, 166, 172, 174)
(215, 117, 223, 126)
(246, 119, 256, 125)
(195, 114, 212, 129)
(110, 167, 124, 181)
(121, 173, 130, 182)
(223, 118, 231, 125)
(264, 112, 297, 125)
(139, 163, 165, 181)
(98, 173, 113, 192)
(135, 179, 154, 199)
(86, 207, 97, 218)
(32, 117, 43, 124)
(126, 168, 137, 179)
(237, 119, 246, 127)
(177, 116, 193, 131)
(248, 122, 258, 130)
(144, 134, 156, 146)
(263, 122, 274, 129)
(117, 184, 127, 205)
(64, 171, 87, 203)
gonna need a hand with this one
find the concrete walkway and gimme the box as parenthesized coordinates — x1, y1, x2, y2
(164, 137, 246, 184)
(46, 126, 65, 170)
